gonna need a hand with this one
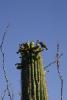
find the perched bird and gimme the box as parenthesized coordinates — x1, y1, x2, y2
(36, 40, 48, 50)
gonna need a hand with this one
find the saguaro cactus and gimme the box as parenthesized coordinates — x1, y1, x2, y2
(16, 41, 48, 100)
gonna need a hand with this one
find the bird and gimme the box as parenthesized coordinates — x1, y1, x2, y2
(36, 40, 48, 50)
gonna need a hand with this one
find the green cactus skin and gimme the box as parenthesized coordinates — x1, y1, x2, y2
(17, 41, 48, 100)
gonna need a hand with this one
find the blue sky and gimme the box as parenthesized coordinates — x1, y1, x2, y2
(0, 0, 67, 100)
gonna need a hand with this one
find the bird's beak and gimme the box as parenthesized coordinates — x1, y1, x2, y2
(46, 48, 48, 50)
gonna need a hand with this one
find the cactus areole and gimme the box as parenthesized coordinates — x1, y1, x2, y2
(16, 41, 48, 100)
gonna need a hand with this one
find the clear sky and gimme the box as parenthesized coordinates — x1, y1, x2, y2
(0, 0, 67, 100)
